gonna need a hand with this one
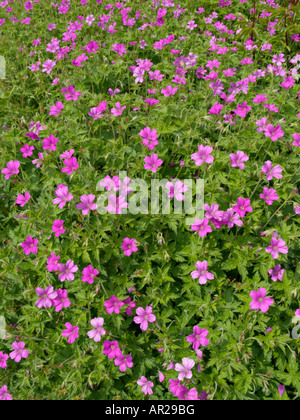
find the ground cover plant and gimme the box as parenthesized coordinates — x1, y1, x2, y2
(0, 0, 300, 401)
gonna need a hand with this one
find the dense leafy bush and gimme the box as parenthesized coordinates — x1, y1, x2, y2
(0, 0, 300, 401)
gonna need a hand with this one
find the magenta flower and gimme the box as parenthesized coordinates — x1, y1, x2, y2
(1, 160, 20, 180)
(87, 317, 105, 342)
(9, 342, 29, 363)
(159, 371, 165, 382)
(261, 161, 283, 180)
(53, 184, 73, 209)
(191, 145, 214, 167)
(43, 134, 59, 151)
(264, 124, 284, 141)
(260, 187, 279, 205)
(223, 208, 243, 228)
(139, 127, 158, 150)
(278, 385, 285, 397)
(62, 323, 79, 344)
(61, 85, 81, 101)
(122, 237, 138, 256)
(15, 191, 31, 207)
(58, 260, 78, 282)
(144, 154, 163, 172)
(295, 204, 300, 215)
(177, 387, 198, 400)
(166, 181, 188, 201)
(0, 352, 9, 369)
(104, 295, 125, 314)
(250, 288, 273, 313)
(106, 194, 128, 214)
(253, 94, 267, 103)
(52, 289, 70, 312)
(292, 133, 300, 147)
(191, 217, 212, 237)
(232, 197, 253, 217)
(47, 252, 60, 272)
(49, 101, 64, 116)
(161, 85, 178, 97)
(21, 236, 38, 255)
(235, 101, 251, 118)
(208, 102, 223, 115)
(187, 326, 210, 350)
(52, 219, 66, 237)
(175, 358, 195, 381)
(256, 117, 269, 133)
(103, 340, 119, 359)
(269, 265, 284, 282)
(0, 386, 13, 400)
(230, 151, 249, 169)
(114, 349, 134, 372)
(76, 194, 97, 215)
(191, 261, 214, 285)
(203, 203, 223, 221)
(169, 379, 182, 397)
(265, 237, 288, 259)
(133, 306, 156, 331)
(82, 265, 99, 284)
(111, 43, 126, 56)
(35, 286, 57, 308)
(137, 376, 154, 395)
(42, 59, 56, 74)
(20, 144, 34, 157)
(111, 102, 126, 116)
(61, 157, 79, 175)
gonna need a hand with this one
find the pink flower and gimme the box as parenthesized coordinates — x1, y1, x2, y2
(43, 134, 59, 151)
(1, 160, 20, 180)
(0, 352, 9, 369)
(230, 151, 249, 169)
(191, 218, 212, 237)
(82, 265, 99, 284)
(52, 219, 66, 237)
(58, 260, 78, 282)
(292, 133, 300, 147)
(269, 264, 284, 282)
(137, 376, 154, 395)
(76, 194, 97, 215)
(203, 203, 223, 221)
(256, 117, 269, 133)
(87, 317, 105, 342)
(61, 157, 79, 175)
(114, 349, 134, 372)
(62, 323, 79, 344)
(250, 288, 273, 313)
(166, 181, 188, 201)
(15, 191, 31, 207)
(264, 124, 284, 141)
(0, 386, 13, 400)
(134, 306, 156, 331)
(261, 161, 283, 180)
(191, 261, 214, 285)
(295, 204, 300, 215)
(161, 85, 178, 97)
(9, 341, 29, 363)
(191, 145, 214, 167)
(278, 385, 285, 397)
(20, 144, 34, 157)
(144, 154, 163, 172)
(104, 295, 125, 314)
(139, 127, 158, 150)
(49, 101, 64, 116)
(158, 371, 165, 382)
(175, 358, 195, 381)
(253, 94, 267, 103)
(103, 340, 119, 359)
(52, 289, 70, 312)
(106, 194, 128, 214)
(223, 208, 243, 228)
(21, 236, 38, 255)
(235, 101, 251, 118)
(35, 286, 57, 308)
(111, 102, 126, 116)
(265, 237, 288, 259)
(42, 59, 56, 74)
(111, 43, 126, 56)
(232, 197, 253, 217)
(187, 326, 210, 350)
(121, 238, 138, 256)
(177, 387, 198, 400)
(260, 187, 279, 205)
(47, 253, 60, 271)
(53, 184, 73, 209)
